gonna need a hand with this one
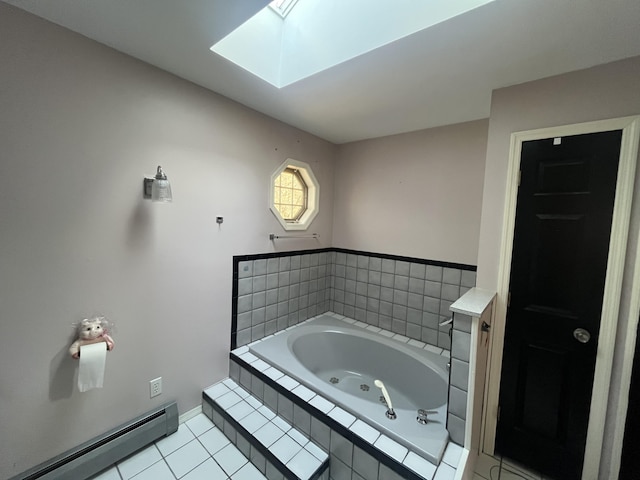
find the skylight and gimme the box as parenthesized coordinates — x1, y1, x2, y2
(211, 0, 497, 88)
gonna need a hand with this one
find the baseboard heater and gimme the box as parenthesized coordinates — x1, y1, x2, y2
(11, 402, 178, 480)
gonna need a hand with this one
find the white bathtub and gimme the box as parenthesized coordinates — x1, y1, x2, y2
(249, 314, 450, 465)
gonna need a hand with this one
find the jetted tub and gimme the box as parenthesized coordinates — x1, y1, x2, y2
(249, 314, 450, 465)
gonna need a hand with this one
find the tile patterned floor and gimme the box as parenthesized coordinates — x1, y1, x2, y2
(474, 453, 554, 480)
(89, 413, 267, 480)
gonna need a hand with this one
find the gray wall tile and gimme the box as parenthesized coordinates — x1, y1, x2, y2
(330, 430, 353, 467)
(443, 267, 462, 285)
(238, 261, 253, 278)
(452, 330, 471, 362)
(454, 314, 472, 333)
(426, 265, 443, 282)
(450, 358, 470, 391)
(353, 446, 379, 479)
(409, 263, 426, 279)
(449, 385, 467, 420)
(310, 416, 331, 451)
(253, 259, 267, 276)
(448, 413, 466, 446)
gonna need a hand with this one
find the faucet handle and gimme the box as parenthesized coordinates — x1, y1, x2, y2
(417, 409, 437, 425)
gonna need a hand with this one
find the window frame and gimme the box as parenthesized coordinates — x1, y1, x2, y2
(269, 158, 319, 231)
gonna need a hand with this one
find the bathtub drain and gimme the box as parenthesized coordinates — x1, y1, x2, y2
(360, 384, 370, 391)
(329, 377, 340, 384)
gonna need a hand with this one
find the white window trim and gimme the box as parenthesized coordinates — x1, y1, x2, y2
(269, 158, 319, 231)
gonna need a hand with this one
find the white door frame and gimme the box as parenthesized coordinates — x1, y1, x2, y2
(481, 115, 640, 478)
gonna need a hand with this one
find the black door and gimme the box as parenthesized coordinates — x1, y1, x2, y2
(496, 131, 622, 479)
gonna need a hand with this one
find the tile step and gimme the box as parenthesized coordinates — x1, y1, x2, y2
(203, 378, 329, 480)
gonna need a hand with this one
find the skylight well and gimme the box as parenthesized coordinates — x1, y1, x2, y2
(269, 0, 299, 18)
(210, 0, 496, 88)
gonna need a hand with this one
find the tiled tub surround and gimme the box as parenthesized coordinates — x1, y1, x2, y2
(330, 252, 476, 351)
(447, 313, 473, 446)
(223, 313, 464, 480)
(233, 249, 476, 350)
(249, 315, 450, 465)
(234, 250, 332, 348)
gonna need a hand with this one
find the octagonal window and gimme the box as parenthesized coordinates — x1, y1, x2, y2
(270, 159, 319, 231)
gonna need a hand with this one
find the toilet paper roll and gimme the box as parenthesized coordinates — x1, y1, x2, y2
(78, 342, 107, 392)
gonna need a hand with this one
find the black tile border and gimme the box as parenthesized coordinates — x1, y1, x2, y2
(203, 388, 329, 480)
(230, 248, 477, 350)
(230, 353, 432, 480)
(331, 248, 477, 272)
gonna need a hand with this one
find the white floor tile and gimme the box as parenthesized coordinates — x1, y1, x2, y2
(231, 462, 268, 480)
(442, 442, 463, 468)
(275, 375, 299, 391)
(89, 466, 121, 480)
(263, 367, 284, 381)
(217, 391, 243, 409)
(287, 428, 308, 447)
(214, 443, 248, 476)
(257, 405, 276, 420)
(245, 395, 263, 410)
(292, 384, 315, 402)
(350, 419, 380, 444)
(233, 386, 251, 399)
(198, 427, 231, 456)
(204, 383, 231, 400)
(304, 441, 328, 462)
(254, 422, 285, 447)
(186, 413, 215, 437)
(373, 435, 408, 463)
(228, 400, 255, 421)
(286, 448, 321, 480)
(434, 462, 456, 480)
(327, 407, 356, 428)
(130, 460, 175, 480)
(239, 410, 269, 434)
(117, 445, 163, 479)
(308, 396, 334, 414)
(403, 452, 436, 480)
(270, 416, 291, 433)
(252, 359, 271, 372)
(181, 457, 227, 480)
(165, 439, 210, 478)
(222, 378, 239, 389)
(270, 434, 302, 464)
(156, 424, 195, 457)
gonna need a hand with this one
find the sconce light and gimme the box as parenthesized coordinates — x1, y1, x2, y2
(143, 166, 173, 203)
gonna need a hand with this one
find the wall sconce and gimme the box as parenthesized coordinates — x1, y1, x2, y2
(143, 166, 173, 203)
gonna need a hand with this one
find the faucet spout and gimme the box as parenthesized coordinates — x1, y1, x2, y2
(374, 379, 397, 420)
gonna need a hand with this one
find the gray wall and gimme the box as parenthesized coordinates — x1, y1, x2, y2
(333, 120, 488, 266)
(0, 4, 336, 478)
(476, 55, 640, 477)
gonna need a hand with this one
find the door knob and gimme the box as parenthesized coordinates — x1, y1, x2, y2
(573, 328, 591, 344)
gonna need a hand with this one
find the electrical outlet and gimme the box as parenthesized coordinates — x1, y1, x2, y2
(149, 377, 162, 398)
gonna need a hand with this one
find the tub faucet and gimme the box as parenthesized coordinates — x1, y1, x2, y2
(374, 380, 397, 420)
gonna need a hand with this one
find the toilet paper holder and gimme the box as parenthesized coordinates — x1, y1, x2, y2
(69, 316, 115, 359)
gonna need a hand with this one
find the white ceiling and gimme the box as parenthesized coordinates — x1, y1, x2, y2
(4, 0, 640, 144)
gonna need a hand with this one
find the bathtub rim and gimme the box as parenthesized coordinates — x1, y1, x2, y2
(244, 313, 452, 466)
